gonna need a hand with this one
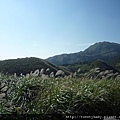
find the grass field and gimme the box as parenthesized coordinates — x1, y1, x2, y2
(0, 73, 120, 116)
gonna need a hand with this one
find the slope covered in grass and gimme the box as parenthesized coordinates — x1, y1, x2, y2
(0, 73, 120, 116)
(61, 60, 119, 74)
(0, 57, 70, 76)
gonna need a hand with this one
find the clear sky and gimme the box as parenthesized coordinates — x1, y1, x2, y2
(0, 0, 120, 60)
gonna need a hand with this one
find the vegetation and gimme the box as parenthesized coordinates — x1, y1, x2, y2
(0, 41, 120, 119)
(0, 56, 119, 77)
(0, 42, 120, 76)
(0, 72, 120, 118)
(61, 60, 119, 74)
(0, 57, 70, 76)
(46, 41, 120, 66)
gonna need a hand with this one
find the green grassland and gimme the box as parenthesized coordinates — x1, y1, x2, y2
(0, 73, 120, 116)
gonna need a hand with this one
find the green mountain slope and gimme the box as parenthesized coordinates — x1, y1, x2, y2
(61, 59, 119, 74)
(46, 41, 120, 66)
(0, 57, 70, 75)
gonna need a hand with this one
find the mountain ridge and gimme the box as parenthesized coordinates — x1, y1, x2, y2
(46, 41, 120, 66)
(0, 57, 70, 75)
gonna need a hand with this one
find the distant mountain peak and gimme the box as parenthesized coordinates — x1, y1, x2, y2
(46, 41, 120, 65)
(84, 41, 120, 55)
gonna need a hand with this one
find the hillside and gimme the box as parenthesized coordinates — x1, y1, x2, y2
(0, 57, 70, 75)
(46, 41, 120, 66)
(61, 59, 119, 74)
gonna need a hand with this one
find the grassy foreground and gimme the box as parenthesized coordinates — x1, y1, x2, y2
(0, 73, 120, 115)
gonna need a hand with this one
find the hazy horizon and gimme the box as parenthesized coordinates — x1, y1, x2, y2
(0, 0, 120, 60)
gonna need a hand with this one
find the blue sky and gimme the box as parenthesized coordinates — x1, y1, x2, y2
(0, 0, 120, 60)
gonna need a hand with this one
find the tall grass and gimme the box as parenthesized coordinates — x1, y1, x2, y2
(0, 74, 120, 115)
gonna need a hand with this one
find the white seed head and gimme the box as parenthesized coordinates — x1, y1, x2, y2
(0, 83, 5, 88)
(55, 70, 64, 76)
(30, 71, 33, 76)
(0, 93, 6, 99)
(50, 72, 54, 78)
(41, 74, 49, 79)
(33, 69, 39, 77)
(40, 68, 44, 75)
(26, 73, 30, 78)
(77, 68, 81, 73)
(73, 72, 77, 77)
(14, 73, 17, 78)
(46, 68, 50, 72)
(1, 86, 8, 92)
(0, 73, 1, 78)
